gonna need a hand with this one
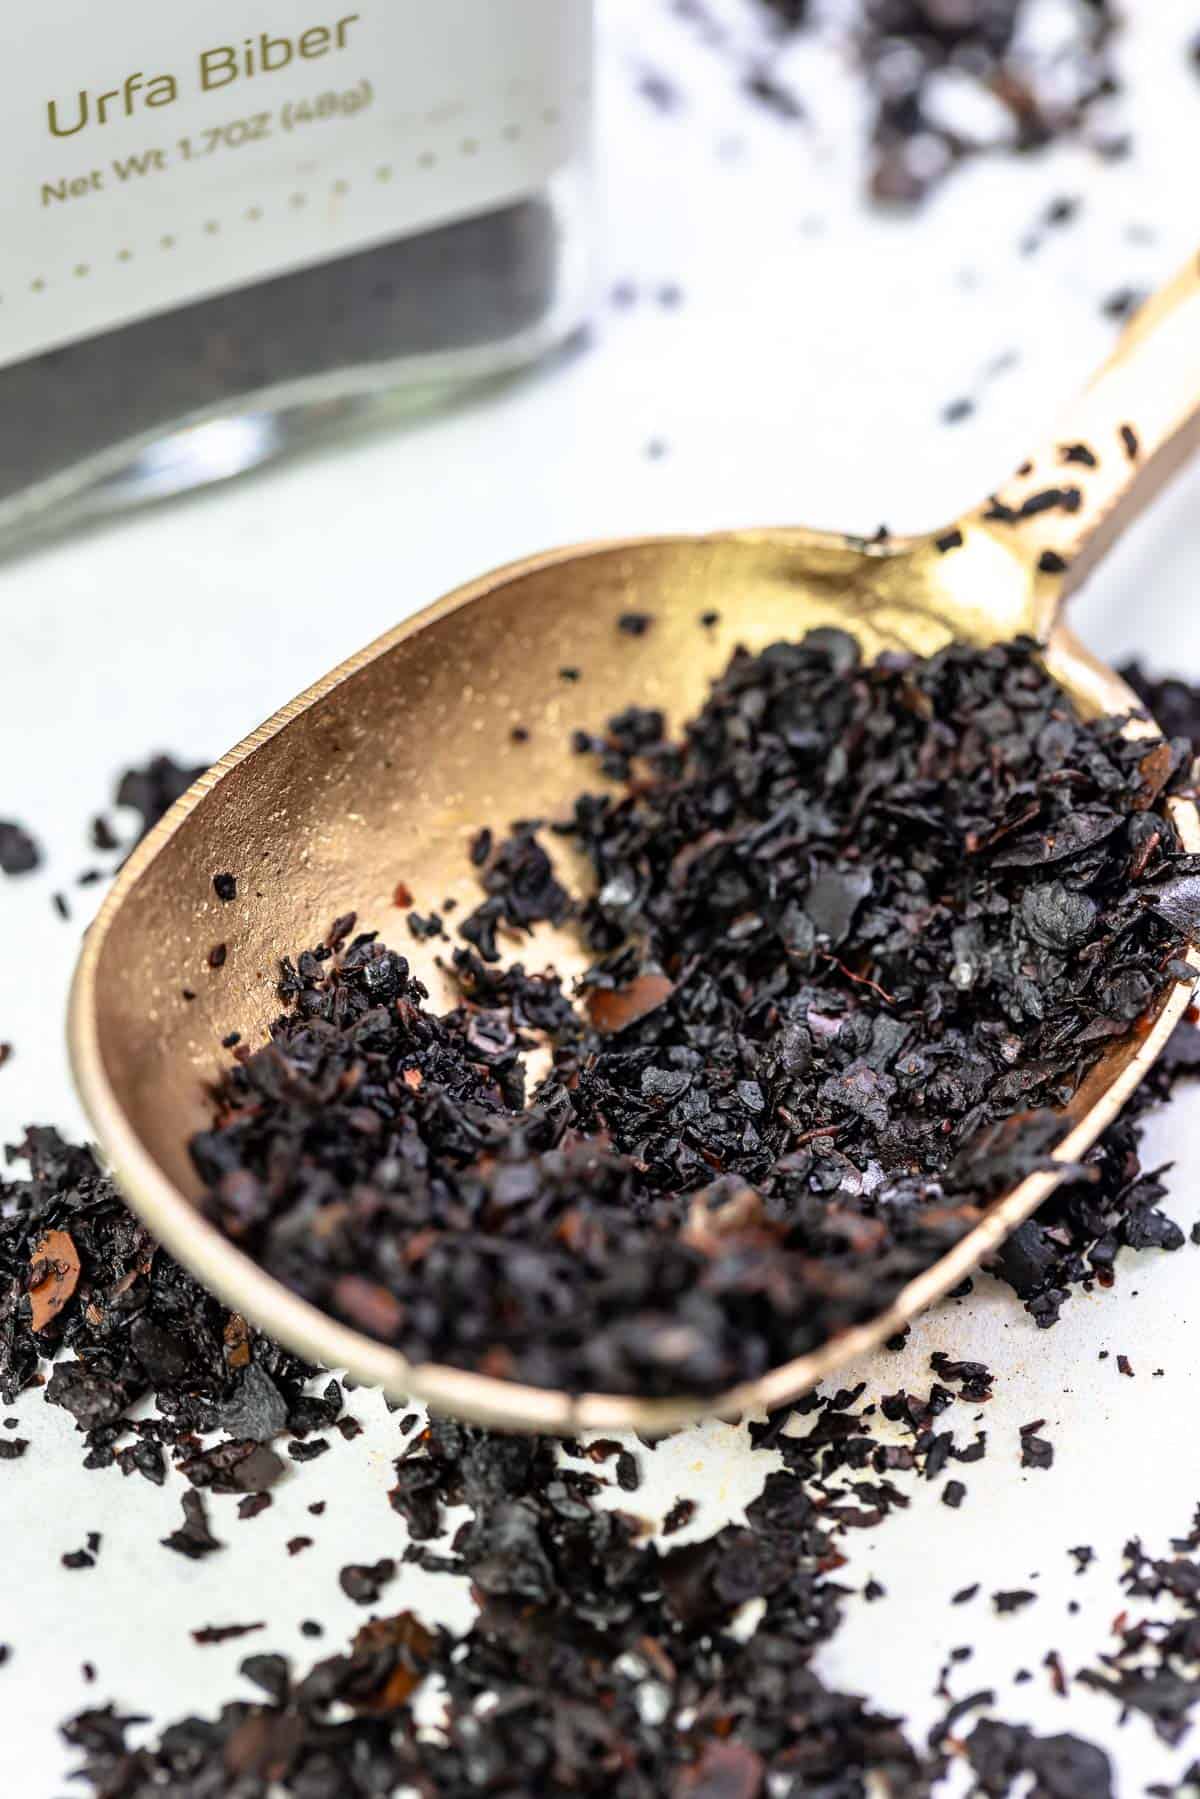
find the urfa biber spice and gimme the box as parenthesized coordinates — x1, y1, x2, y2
(0, 1128, 349, 1487)
(2, 1119, 1146, 1790)
(190, 633, 1200, 1397)
(658, 0, 1126, 208)
(27, 657, 1200, 1799)
(62, 1398, 1117, 1797)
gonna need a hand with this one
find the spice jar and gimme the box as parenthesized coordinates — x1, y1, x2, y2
(4, 0, 593, 535)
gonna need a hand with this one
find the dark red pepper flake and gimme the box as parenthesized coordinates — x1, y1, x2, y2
(1103, 288, 1143, 321)
(636, 68, 680, 112)
(993, 1589, 1037, 1614)
(983, 497, 1018, 523)
(192, 1622, 264, 1646)
(162, 1490, 223, 1560)
(1060, 442, 1098, 468)
(287, 1436, 329, 1463)
(1018, 485, 1081, 518)
(0, 820, 41, 876)
(338, 1558, 396, 1604)
(1045, 1649, 1069, 1696)
(1019, 1421, 1055, 1470)
(663, 1497, 696, 1535)
(618, 611, 655, 636)
(207, 943, 227, 969)
(115, 755, 207, 845)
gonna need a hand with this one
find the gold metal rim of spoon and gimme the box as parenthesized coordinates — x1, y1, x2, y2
(69, 252, 1200, 1435)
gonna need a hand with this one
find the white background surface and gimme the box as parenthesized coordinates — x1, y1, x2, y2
(3, 2, 1200, 1791)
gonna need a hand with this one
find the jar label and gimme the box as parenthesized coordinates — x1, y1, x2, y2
(2, 0, 591, 371)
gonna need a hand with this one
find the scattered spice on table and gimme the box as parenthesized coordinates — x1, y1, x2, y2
(61, 1380, 1138, 1796)
(993, 1588, 1037, 1615)
(1078, 1504, 1200, 1746)
(58, 1405, 941, 1795)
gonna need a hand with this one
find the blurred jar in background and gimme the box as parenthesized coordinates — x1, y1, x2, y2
(3, 0, 594, 537)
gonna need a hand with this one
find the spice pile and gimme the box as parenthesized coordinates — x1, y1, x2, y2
(63, 1392, 1117, 1798)
(11, 1087, 1193, 1792)
(1, 656, 1198, 1796)
(665, 0, 1130, 207)
(191, 632, 1200, 1397)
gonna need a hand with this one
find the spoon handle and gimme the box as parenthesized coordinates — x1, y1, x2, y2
(969, 251, 1200, 621)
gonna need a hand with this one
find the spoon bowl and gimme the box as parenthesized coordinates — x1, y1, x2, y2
(69, 257, 1200, 1433)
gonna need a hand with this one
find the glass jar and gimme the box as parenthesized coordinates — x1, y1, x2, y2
(1, 0, 593, 536)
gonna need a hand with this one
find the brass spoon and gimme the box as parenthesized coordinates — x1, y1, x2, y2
(70, 254, 1200, 1435)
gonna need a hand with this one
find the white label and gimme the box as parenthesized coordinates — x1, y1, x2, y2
(1, 0, 591, 369)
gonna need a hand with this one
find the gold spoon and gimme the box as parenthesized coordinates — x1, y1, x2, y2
(70, 253, 1200, 1435)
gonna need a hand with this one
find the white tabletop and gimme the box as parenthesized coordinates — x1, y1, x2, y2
(4, 3, 1200, 1790)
